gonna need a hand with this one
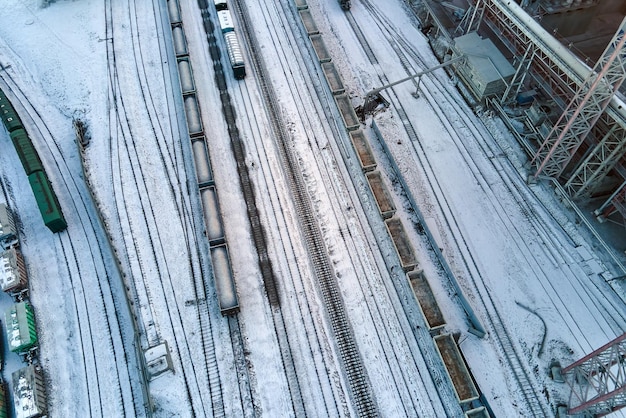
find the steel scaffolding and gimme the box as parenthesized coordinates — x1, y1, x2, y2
(562, 334, 626, 416)
(532, 18, 626, 181)
(467, 0, 626, 223)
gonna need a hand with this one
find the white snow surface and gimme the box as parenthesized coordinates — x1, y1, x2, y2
(0, 0, 625, 417)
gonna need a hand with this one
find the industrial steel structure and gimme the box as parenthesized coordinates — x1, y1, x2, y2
(562, 333, 626, 416)
(416, 0, 626, 414)
(421, 0, 626, 227)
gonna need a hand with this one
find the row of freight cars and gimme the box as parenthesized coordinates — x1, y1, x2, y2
(169, 0, 246, 80)
(166, 0, 240, 315)
(0, 300, 46, 418)
(294, 6, 490, 416)
(362, 131, 491, 415)
(0, 88, 66, 233)
(1, 302, 45, 418)
(0, 204, 47, 418)
(296, 0, 420, 273)
(295, 0, 361, 132)
(0, 84, 65, 418)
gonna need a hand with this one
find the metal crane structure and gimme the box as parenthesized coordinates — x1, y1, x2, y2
(562, 333, 626, 416)
(531, 18, 626, 185)
(441, 0, 626, 227)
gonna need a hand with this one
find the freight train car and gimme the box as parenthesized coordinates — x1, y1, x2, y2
(0, 89, 22, 133)
(0, 204, 17, 250)
(0, 88, 67, 233)
(215, 1, 246, 79)
(12, 364, 46, 418)
(5, 302, 38, 354)
(10, 129, 43, 176)
(210, 243, 239, 315)
(200, 185, 226, 246)
(28, 171, 67, 233)
(0, 248, 28, 294)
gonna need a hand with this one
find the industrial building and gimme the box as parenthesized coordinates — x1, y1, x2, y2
(418, 0, 626, 234)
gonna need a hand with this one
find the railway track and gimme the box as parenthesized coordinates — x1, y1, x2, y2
(351, 2, 553, 416)
(194, 1, 307, 415)
(231, 1, 379, 416)
(0, 62, 141, 417)
(105, 0, 161, 349)
(227, 316, 256, 417)
(345, 12, 378, 65)
(104, 0, 234, 415)
(56, 236, 107, 416)
(235, 1, 457, 415)
(226, 19, 349, 418)
(349, 0, 626, 415)
(318, 5, 466, 416)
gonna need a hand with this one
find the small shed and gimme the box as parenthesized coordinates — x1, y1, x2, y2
(0, 248, 28, 293)
(452, 32, 515, 100)
(145, 341, 173, 380)
(5, 302, 38, 353)
(12, 364, 46, 418)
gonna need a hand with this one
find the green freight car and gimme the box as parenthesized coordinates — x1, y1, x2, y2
(10, 129, 43, 175)
(28, 171, 67, 233)
(1, 87, 67, 233)
(0, 89, 22, 133)
(5, 302, 37, 353)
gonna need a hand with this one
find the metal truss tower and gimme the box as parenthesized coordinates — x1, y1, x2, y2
(562, 334, 626, 416)
(531, 18, 626, 181)
(563, 123, 626, 198)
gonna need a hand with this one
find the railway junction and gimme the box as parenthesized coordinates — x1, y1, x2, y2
(0, 0, 626, 417)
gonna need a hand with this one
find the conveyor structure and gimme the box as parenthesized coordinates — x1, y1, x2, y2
(453, 0, 626, 222)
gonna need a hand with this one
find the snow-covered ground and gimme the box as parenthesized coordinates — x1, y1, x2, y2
(0, 0, 625, 417)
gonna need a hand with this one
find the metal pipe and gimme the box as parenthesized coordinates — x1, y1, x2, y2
(364, 56, 465, 100)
